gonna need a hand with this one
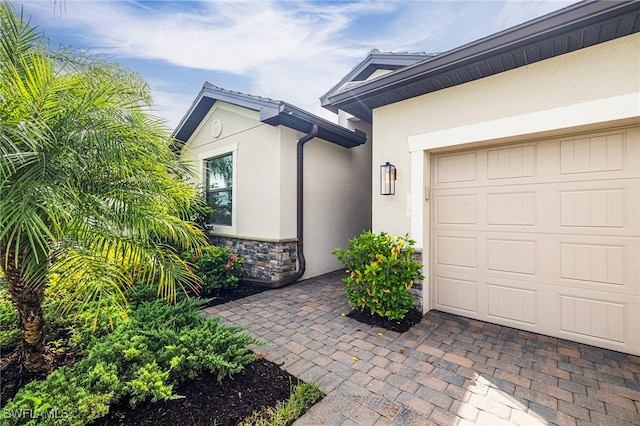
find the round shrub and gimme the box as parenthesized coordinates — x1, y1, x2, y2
(184, 246, 243, 296)
(333, 231, 423, 320)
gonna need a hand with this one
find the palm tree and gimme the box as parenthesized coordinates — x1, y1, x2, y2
(0, 3, 206, 373)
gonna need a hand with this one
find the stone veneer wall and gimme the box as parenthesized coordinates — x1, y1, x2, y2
(209, 235, 298, 281)
(411, 249, 424, 312)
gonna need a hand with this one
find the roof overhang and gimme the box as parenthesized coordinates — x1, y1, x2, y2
(320, 51, 436, 113)
(173, 83, 366, 148)
(325, 0, 640, 123)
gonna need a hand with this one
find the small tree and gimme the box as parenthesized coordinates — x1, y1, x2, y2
(0, 3, 206, 373)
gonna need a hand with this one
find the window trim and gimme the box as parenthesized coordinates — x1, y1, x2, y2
(199, 143, 238, 232)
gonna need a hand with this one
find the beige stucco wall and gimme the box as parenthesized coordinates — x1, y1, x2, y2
(182, 100, 372, 279)
(181, 101, 284, 240)
(372, 33, 640, 237)
(279, 126, 372, 279)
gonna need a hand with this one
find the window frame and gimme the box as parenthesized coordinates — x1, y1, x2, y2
(198, 143, 238, 232)
(205, 154, 233, 226)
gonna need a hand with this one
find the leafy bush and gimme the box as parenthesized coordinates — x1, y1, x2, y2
(333, 231, 423, 320)
(3, 365, 116, 426)
(2, 298, 259, 425)
(45, 295, 129, 350)
(43, 277, 178, 351)
(1, 272, 130, 355)
(183, 246, 243, 295)
(125, 361, 175, 407)
(0, 282, 20, 352)
(86, 297, 258, 384)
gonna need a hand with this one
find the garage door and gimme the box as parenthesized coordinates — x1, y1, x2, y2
(431, 127, 640, 355)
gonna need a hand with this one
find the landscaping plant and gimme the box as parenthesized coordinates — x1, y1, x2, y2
(333, 231, 423, 320)
(44, 286, 133, 350)
(239, 382, 324, 426)
(0, 281, 20, 353)
(0, 3, 206, 373)
(1, 297, 259, 425)
(183, 246, 244, 295)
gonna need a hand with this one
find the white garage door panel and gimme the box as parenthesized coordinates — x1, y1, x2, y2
(435, 230, 639, 295)
(555, 235, 639, 292)
(434, 179, 639, 237)
(431, 128, 640, 355)
(433, 268, 640, 353)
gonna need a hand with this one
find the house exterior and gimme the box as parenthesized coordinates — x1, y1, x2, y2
(322, 1, 640, 355)
(174, 84, 371, 284)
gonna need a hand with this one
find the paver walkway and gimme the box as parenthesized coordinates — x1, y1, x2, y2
(202, 271, 640, 425)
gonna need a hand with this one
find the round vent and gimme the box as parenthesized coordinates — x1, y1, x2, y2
(211, 119, 223, 138)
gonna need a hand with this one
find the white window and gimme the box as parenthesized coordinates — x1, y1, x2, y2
(205, 153, 233, 226)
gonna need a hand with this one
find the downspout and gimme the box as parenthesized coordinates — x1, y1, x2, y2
(242, 124, 319, 288)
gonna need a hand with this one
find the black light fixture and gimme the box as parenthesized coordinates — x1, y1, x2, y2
(380, 162, 396, 195)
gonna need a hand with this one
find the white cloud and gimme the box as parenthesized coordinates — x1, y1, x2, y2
(16, 0, 393, 125)
(34, 1, 372, 74)
(492, 0, 575, 30)
(12, 0, 579, 128)
(147, 86, 196, 128)
(368, 0, 575, 54)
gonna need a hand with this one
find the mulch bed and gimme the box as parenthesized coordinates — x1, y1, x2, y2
(1, 332, 84, 407)
(91, 357, 299, 426)
(200, 281, 270, 308)
(347, 307, 423, 332)
(1, 351, 36, 407)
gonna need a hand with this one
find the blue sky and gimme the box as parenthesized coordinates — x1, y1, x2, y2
(9, 0, 576, 130)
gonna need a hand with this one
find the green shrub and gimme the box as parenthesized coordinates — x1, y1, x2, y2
(333, 231, 423, 320)
(43, 269, 143, 350)
(0, 326, 20, 353)
(82, 297, 258, 390)
(43, 280, 169, 350)
(45, 296, 128, 349)
(2, 297, 259, 425)
(0, 283, 20, 352)
(239, 382, 324, 426)
(86, 298, 257, 383)
(183, 246, 243, 295)
(126, 361, 175, 407)
(1, 366, 115, 426)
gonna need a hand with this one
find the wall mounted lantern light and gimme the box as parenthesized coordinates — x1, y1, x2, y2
(380, 162, 396, 195)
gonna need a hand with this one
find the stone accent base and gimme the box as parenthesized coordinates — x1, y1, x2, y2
(411, 250, 424, 313)
(209, 235, 297, 281)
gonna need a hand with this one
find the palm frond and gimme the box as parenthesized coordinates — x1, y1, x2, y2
(1, 2, 206, 324)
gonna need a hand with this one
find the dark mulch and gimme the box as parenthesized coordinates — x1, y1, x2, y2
(200, 281, 270, 308)
(0, 350, 34, 407)
(91, 357, 300, 426)
(347, 307, 423, 333)
(1, 332, 83, 406)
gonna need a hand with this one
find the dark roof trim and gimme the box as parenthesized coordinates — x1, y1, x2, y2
(262, 102, 367, 148)
(320, 51, 436, 113)
(173, 83, 366, 148)
(325, 0, 640, 122)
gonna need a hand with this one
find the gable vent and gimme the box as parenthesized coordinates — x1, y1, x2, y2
(211, 118, 223, 138)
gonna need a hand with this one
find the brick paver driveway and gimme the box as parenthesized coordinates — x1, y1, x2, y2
(202, 271, 640, 425)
